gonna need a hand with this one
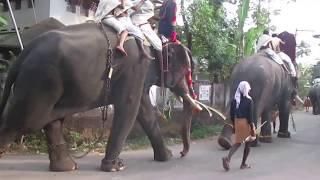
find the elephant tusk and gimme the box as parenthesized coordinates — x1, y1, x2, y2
(183, 94, 203, 111)
(176, 96, 183, 103)
(193, 100, 227, 121)
(195, 101, 212, 117)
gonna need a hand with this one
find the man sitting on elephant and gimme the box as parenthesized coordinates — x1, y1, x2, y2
(130, 0, 163, 62)
(95, 0, 152, 59)
(256, 34, 297, 78)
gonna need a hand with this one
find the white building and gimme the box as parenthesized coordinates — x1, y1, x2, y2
(1, 0, 95, 32)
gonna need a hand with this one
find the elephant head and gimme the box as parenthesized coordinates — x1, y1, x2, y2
(144, 43, 202, 157)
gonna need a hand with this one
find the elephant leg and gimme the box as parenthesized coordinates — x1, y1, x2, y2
(100, 71, 146, 172)
(259, 111, 272, 143)
(278, 100, 291, 138)
(44, 118, 77, 172)
(137, 93, 172, 161)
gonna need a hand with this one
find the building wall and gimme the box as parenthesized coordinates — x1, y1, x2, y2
(1, 0, 50, 31)
(1, 0, 94, 31)
(49, 0, 94, 26)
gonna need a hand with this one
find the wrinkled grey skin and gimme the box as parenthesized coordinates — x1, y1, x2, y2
(0, 22, 148, 172)
(0, 23, 196, 171)
(218, 51, 297, 149)
(308, 85, 320, 115)
(139, 44, 195, 160)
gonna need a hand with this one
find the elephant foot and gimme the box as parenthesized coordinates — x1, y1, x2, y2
(218, 136, 232, 150)
(100, 158, 125, 172)
(277, 131, 291, 138)
(0, 148, 6, 158)
(259, 136, 272, 143)
(154, 148, 173, 161)
(48, 144, 78, 172)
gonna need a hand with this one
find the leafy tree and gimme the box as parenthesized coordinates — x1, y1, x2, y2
(298, 63, 312, 97)
(185, 0, 237, 82)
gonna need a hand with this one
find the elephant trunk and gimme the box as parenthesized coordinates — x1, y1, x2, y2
(180, 100, 193, 157)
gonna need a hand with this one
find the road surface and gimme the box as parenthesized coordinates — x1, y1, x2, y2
(0, 111, 319, 180)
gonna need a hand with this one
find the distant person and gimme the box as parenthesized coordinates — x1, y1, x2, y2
(222, 81, 256, 171)
(304, 97, 311, 112)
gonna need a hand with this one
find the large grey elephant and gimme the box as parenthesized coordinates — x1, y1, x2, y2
(0, 22, 203, 172)
(218, 51, 298, 149)
(308, 85, 320, 115)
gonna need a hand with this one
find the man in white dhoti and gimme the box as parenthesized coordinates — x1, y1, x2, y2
(130, 0, 163, 62)
(95, 0, 152, 59)
(95, 0, 128, 55)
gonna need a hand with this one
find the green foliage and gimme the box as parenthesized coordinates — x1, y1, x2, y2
(243, 26, 264, 56)
(191, 123, 222, 139)
(298, 63, 312, 97)
(186, 0, 237, 82)
(244, 0, 269, 57)
(22, 132, 48, 153)
(0, 16, 7, 26)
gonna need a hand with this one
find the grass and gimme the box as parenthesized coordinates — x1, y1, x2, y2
(7, 124, 223, 154)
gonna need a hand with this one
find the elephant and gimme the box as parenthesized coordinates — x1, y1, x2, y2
(218, 50, 298, 149)
(308, 85, 320, 115)
(0, 22, 203, 172)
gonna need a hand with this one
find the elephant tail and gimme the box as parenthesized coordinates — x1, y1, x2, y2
(0, 59, 21, 120)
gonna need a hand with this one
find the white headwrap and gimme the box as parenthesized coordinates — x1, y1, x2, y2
(234, 81, 252, 108)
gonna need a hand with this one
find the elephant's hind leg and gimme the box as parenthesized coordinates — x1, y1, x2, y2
(259, 111, 272, 143)
(137, 94, 172, 161)
(44, 118, 77, 171)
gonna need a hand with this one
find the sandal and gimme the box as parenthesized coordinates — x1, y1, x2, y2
(240, 164, 251, 169)
(222, 157, 230, 171)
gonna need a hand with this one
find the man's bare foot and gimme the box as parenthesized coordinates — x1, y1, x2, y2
(116, 46, 127, 56)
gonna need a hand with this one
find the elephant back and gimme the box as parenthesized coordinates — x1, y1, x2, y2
(229, 53, 291, 109)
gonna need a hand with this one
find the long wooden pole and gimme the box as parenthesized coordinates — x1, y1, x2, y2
(6, 0, 24, 50)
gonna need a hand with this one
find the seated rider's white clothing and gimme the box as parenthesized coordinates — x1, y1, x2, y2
(140, 24, 162, 50)
(102, 15, 126, 34)
(313, 78, 320, 86)
(118, 16, 145, 40)
(130, 0, 162, 50)
(95, 0, 120, 22)
(264, 48, 284, 65)
(278, 52, 296, 77)
(131, 0, 154, 25)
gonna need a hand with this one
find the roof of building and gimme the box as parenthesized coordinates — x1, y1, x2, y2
(0, 17, 65, 51)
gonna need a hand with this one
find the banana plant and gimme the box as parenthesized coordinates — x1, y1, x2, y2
(235, 0, 250, 60)
(0, 15, 7, 27)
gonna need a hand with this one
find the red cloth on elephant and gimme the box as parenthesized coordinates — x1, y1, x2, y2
(278, 31, 296, 63)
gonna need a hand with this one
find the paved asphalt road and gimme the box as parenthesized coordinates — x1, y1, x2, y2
(0, 111, 319, 180)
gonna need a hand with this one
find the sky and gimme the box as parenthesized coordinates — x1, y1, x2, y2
(270, 0, 320, 65)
